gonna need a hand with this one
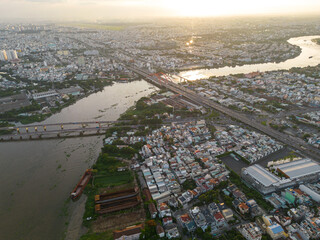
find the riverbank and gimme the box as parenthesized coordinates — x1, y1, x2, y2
(175, 47, 302, 73)
(0, 81, 156, 240)
(0, 80, 115, 125)
(75, 94, 172, 239)
(178, 35, 320, 80)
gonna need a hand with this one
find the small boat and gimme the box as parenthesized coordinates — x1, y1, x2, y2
(70, 169, 93, 200)
(309, 56, 313, 59)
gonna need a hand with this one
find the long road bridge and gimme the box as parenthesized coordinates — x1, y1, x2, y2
(0, 121, 132, 141)
(0, 118, 200, 142)
(127, 66, 320, 162)
(0, 120, 130, 131)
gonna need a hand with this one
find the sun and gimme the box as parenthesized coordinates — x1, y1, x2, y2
(161, 0, 309, 17)
(162, 0, 258, 17)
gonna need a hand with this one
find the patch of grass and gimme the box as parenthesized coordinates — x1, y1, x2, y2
(312, 38, 320, 45)
(80, 230, 113, 240)
(93, 172, 133, 188)
(119, 97, 172, 121)
(181, 179, 197, 191)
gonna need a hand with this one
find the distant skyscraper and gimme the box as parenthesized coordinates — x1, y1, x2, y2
(77, 56, 85, 66)
(0, 50, 7, 61)
(7, 50, 18, 60)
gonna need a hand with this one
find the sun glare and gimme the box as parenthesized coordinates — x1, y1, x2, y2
(162, 0, 311, 17)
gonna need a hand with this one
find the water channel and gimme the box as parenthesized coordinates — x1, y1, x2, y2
(0, 80, 157, 240)
(179, 35, 320, 80)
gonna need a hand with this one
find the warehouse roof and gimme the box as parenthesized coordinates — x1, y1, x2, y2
(244, 164, 280, 187)
(277, 159, 320, 179)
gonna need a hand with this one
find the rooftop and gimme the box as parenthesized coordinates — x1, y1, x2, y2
(269, 224, 284, 234)
(244, 164, 280, 187)
(277, 159, 320, 179)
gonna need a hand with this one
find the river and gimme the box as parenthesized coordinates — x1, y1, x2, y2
(179, 35, 320, 80)
(0, 80, 157, 240)
(1, 35, 320, 240)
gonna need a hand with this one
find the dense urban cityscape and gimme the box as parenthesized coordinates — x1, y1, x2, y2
(0, 6, 320, 240)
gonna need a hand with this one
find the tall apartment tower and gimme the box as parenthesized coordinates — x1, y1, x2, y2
(7, 50, 18, 60)
(0, 50, 7, 61)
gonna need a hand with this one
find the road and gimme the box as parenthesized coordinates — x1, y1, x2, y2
(0, 120, 122, 131)
(127, 66, 320, 161)
(0, 124, 142, 141)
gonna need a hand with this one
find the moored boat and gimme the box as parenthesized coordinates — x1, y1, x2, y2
(70, 169, 93, 200)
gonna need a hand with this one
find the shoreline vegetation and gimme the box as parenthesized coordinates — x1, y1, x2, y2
(77, 93, 203, 240)
(174, 47, 302, 73)
(311, 38, 320, 45)
(0, 78, 122, 125)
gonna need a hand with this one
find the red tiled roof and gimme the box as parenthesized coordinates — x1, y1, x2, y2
(113, 224, 143, 239)
(214, 212, 224, 220)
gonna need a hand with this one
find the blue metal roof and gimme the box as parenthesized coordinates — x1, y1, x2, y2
(270, 224, 283, 234)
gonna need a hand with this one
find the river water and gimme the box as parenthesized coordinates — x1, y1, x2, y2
(179, 35, 320, 80)
(0, 80, 156, 240)
(1, 35, 320, 240)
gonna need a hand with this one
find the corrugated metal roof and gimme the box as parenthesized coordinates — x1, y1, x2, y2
(270, 224, 283, 234)
(277, 159, 320, 179)
(245, 165, 280, 187)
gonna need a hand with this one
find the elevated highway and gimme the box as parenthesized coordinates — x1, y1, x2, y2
(127, 66, 320, 161)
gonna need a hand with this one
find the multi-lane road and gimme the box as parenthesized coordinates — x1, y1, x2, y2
(128, 66, 320, 161)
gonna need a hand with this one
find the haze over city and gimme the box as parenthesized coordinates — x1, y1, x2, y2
(1, 0, 320, 20)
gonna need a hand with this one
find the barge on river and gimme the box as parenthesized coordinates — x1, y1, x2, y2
(70, 169, 93, 200)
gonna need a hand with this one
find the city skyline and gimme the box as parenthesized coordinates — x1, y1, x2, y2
(0, 0, 320, 21)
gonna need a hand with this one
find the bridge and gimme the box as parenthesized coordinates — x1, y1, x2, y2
(127, 66, 320, 161)
(0, 121, 135, 141)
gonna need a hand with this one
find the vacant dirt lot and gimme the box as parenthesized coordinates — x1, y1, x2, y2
(92, 207, 145, 232)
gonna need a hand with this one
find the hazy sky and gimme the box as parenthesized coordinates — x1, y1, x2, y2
(1, 0, 320, 21)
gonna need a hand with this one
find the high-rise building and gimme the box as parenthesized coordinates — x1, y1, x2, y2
(0, 50, 7, 61)
(7, 50, 18, 60)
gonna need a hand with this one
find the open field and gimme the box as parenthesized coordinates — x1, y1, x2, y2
(92, 208, 145, 233)
(80, 230, 113, 240)
(93, 172, 133, 188)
